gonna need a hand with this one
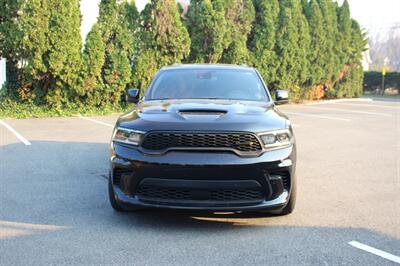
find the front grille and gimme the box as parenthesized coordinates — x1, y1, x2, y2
(141, 132, 262, 154)
(137, 185, 264, 203)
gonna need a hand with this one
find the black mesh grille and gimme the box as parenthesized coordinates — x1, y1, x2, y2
(271, 171, 290, 190)
(136, 186, 264, 202)
(141, 132, 262, 153)
(113, 168, 132, 187)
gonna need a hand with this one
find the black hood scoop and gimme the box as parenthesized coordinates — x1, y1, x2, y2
(177, 109, 227, 116)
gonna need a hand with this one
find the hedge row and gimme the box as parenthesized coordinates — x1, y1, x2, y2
(363, 71, 400, 91)
(0, 0, 367, 111)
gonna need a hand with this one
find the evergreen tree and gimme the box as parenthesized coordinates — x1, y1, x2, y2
(304, 0, 325, 85)
(317, 0, 341, 85)
(19, 0, 50, 100)
(275, 0, 310, 98)
(186, 0, 227, 63)
(248, 0, 280, 87)
(88, 0, 138, 106)
(133, 0, 190, 90)
(337, 0, 352, 66)
(292, 0, 311, 86)
(334, 19, 366, 98)
(16, 0, 83, 108)
(82, 24, 105, 105)
(220, 0, 255, 64)
(45, 0, 83, 107)
(0, 0, 24, 93)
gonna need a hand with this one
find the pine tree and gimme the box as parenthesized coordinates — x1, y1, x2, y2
(133, 0, 191, 90)
(248, 0, 280, 87)
(186, 0, 227, 63)
(220, 0, 255, 64)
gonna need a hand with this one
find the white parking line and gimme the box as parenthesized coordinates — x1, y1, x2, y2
(284, 112, 351, 122)
(78, 115, 114, 128)
(349, 241, 400, 264)
(305, 106, 393, 117)
(0, 120, 31, 146)
(334, 102, 400, 110)
(304, 98, 373, 105)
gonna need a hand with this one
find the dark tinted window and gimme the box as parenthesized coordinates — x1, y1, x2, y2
(146, 69, 269, 101)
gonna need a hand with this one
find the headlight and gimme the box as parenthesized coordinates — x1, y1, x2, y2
(112, 127, 144, 146)
(259, 129, 293, 149)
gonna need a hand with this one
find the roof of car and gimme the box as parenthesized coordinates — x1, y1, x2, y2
(161, 64, 254, 71)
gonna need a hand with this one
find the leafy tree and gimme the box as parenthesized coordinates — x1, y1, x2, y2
(133, 0, 191, 90)
(248, 0, 280, 87)
(220, 0, 255, 64)
(186, 0, 227, 63)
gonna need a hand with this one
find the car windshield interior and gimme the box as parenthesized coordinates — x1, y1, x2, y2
(146, 69, 269, 101)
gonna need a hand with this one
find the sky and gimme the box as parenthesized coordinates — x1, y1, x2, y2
(80, 0, 400, 41)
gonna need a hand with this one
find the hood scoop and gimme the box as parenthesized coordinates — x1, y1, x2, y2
(177, 109, 227, 116)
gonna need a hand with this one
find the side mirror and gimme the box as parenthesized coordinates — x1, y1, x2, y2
(127, 88, 140, 103)
(275, 90, 289, 105)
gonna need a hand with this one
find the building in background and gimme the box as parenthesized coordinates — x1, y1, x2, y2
(0, 58, 6, 89)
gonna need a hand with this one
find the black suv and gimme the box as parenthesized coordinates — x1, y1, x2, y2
(109, 64, 296, 215)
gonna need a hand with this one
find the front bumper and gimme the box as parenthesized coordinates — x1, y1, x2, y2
(110, 143, 296, 212)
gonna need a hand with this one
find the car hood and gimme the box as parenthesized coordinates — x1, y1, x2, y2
(117, 99, 288, 133)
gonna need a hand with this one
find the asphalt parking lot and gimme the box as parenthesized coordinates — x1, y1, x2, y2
(0, 97, 399, 265)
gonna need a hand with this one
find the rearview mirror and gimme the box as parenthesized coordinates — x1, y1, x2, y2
(127, 88, 140, 103)
(275, 90, 289, 105)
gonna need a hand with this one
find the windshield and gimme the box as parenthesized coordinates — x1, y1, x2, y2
(145, 68, 269, 102)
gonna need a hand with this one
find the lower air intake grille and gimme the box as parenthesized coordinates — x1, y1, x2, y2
(271, 171, 291, 190)
(136, 186, 264, 203)
(113, 168, 132, 187)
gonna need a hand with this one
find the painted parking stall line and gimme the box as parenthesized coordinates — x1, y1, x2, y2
(305, 106, 393, 117)
(284, 111, 351, 122)
(78, 115, 114, 128)
(349, 241, 400, 264)
(334, 102, 400, 110)
(0, 120, 31, 146)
